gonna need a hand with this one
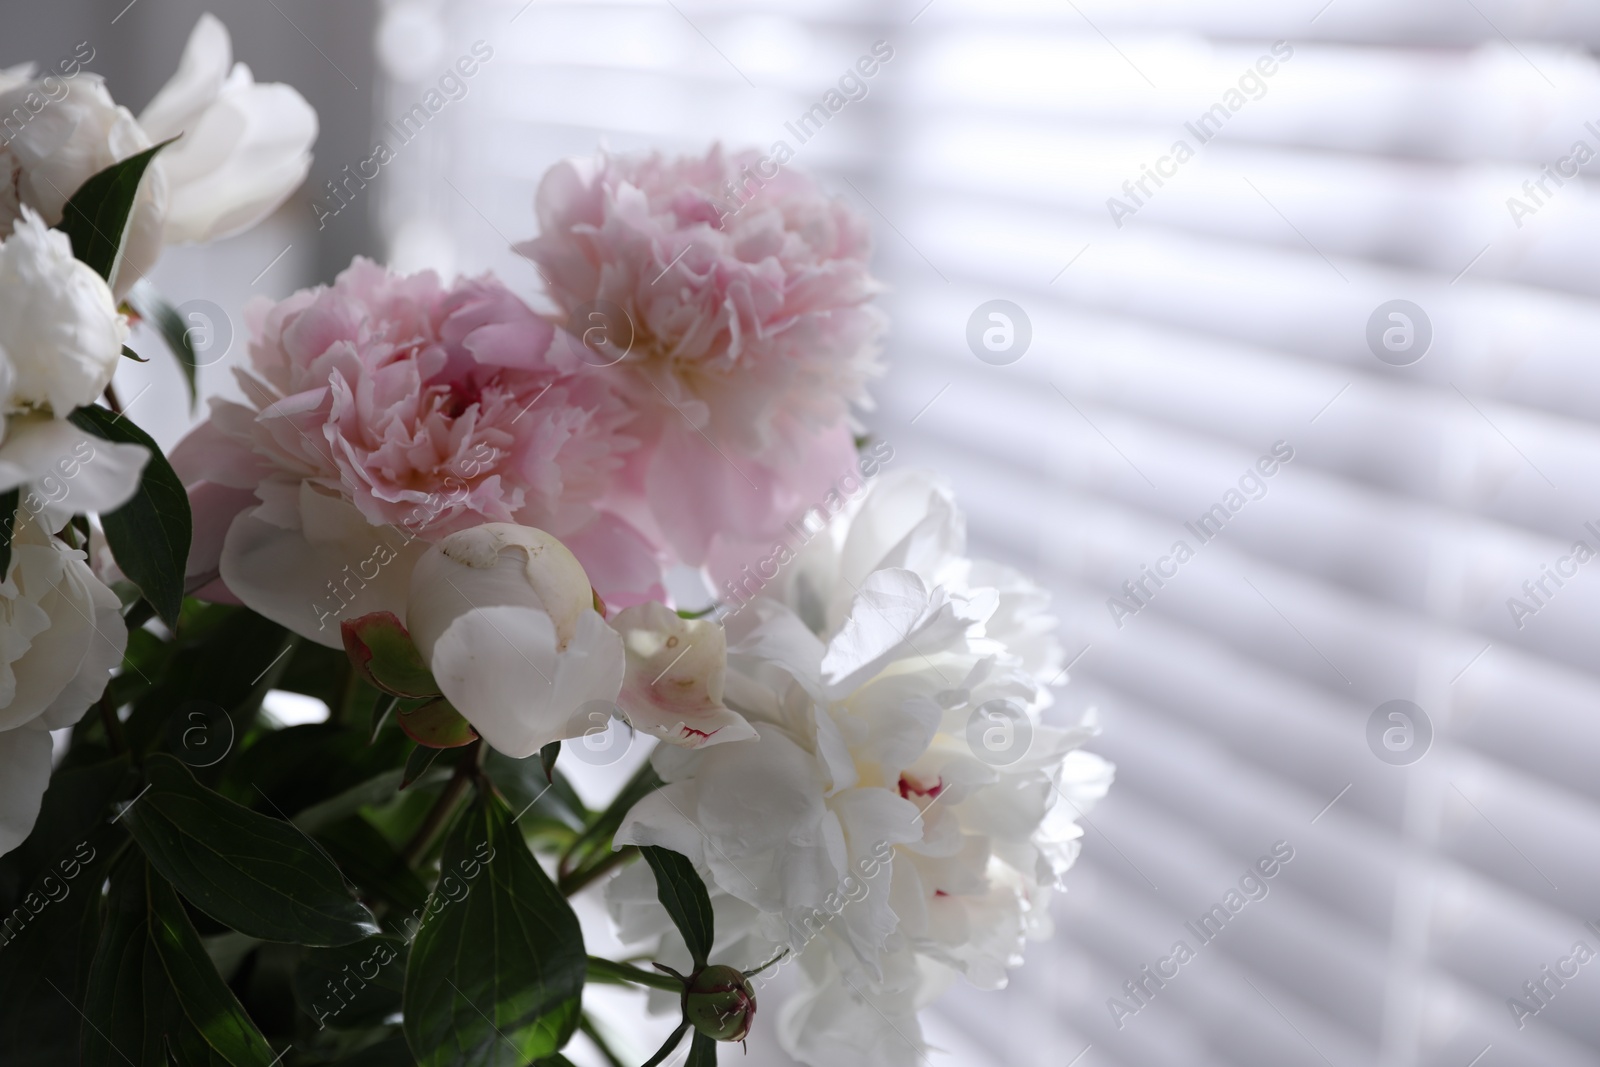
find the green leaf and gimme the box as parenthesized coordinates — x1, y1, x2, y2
(343, 611, 442, 699)
(539, 741, 560, 785)
(402, 744, 443, 789)
(226, 721, 410, 820)
(122, 754, 378, 947)
(123, 610, 290, 765)
(84, 860, 280, 1067)
(293, 767, 410, 834)
(127, 283, 199, 407)
(403, 793, 585, 1066)
(294, 935, 407, 1031)
(147, 871, 277, 1065)
(68, 405, 191, 628)
(82, 858, 169, 1066)
(397, 699, 479, 750)
(685, 1031, 718, 1066)
(482, 749, 583, 835)
(640, 846, 715, 970)
(0, 488, 16, 580)
(56, 138, 175, 283)
(0, 824, 121, 1067)
(340, 1034, 420, 1067)
(121, 344, 149, 362)
(314, 815, 430, 921)
(640, 1021, 690, 1067)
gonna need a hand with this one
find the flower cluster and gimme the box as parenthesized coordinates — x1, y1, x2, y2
(160, 135, 1109, 1061)
(179, 143, 892, 756)
(0, 13, 316, 854)
(0, 14, 315, 297)
(608, 470, 1112, 1066)
(0, 22, 1110, 1052)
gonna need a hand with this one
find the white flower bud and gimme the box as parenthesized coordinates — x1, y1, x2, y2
(405, 523, 623, 758)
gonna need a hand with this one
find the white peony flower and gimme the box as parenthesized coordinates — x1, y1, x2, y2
(137, 13, 317, 246)
(0, 515, 127, 857)
(613, 469, 1112, 1066)
(611, 601, 755, 749)
(777, 948, 953, 1067)
(0, 14, 315, 296)
(0, 206, 125, 415)
(405, 523, 624, 759)
(0, 208, 149, 527)
(0, 74, 165, 297)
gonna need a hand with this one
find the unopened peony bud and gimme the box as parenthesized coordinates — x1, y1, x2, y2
(404, 523, 623, 759)
(683, 965, 757, 1043)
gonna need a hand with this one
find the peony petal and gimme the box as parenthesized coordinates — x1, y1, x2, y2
(0, 724, 53, 858)
(159, 82, 316, 244)
(819, 568, 972, 699)
(611, 601, 754, 749)
(137, 13, 230, 143)
(561, 511, 665, 610)
(0, 547, 90, 731)
(169, 413, 265, 490)
(182, 480, 257, 591)
(220, 486, 421, 647)
(0, 417, 149, 521)
(39, 547, 127, 730)
(425, 604, 621, 758)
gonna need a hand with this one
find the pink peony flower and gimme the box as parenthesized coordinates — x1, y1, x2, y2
(518, 146, 887, 574)
(174, 259, 662, 643)
(516, 145, 886, 460)
(243, 260, 634, 538)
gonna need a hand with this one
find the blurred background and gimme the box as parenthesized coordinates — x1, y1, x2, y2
(12, 1, 1600, 1064)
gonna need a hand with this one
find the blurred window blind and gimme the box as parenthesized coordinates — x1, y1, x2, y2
(377, 2, 1600, 1064)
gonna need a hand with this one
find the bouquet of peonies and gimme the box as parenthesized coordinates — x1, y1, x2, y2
(0, 16, 1111, 1067)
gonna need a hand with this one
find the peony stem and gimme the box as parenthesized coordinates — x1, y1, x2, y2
(401, 741, 484, 867)
(559, 845, 638, 896)
(98, 694, 126, 754)
(585, 955, 683, 992)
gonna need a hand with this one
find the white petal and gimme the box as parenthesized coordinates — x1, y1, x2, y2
(820, 569, 972, 698)
(612, 780, 710, 865)
(425, 605, 623, 758)
(777, 956, 935, 1067)
(0, 207, 126, 413)
(406, 524, 594, 651)
(0, 544, 90, 732)
(612, 602, 754, 749)
(158, 82, 316, 244)
(138, 13, 230, 142)
(830, 469, 964, 628)
(0, 418, 149, 522)
(620, 723, 842, 918)
(724, 598, 826, 703)
(0, 724, 53, 857)
(138, 14, 316, 247)
(220, 485, 421, 646)
(39, 548, 126, 730)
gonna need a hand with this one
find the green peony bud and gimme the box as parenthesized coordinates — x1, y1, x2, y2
(683, 964, 757, 1042)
